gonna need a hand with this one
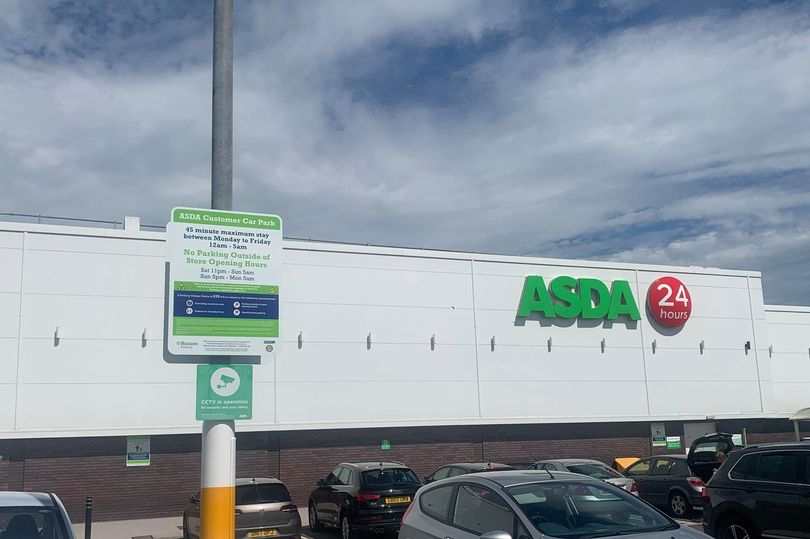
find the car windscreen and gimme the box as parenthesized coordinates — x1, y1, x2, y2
(235, 483, 292, 505)
(506, 481, 675, 539)
(361, 468, 421, 488)
(566, 464, 622, 480)
(0, 506, 70, 539)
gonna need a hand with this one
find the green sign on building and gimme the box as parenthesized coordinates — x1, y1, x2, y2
(196, 364, 253, 420)
(380, 439, 391, 450)
(517, 276, 641, 321)
(651, 423, 666, 448)
(126, 436, 151, 467)
(666, 436, 682, 450)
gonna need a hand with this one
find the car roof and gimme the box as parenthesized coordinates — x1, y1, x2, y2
(636, 454, 687, 461)
(236, 477, 283, 486)
(342, 461, 409, 470)
(457, 470, 602, 487)
(539, 459, 606, 465)
(740, 441, 810, 451)
(0, 492, 55, 508)
(445, 462, 511, 470)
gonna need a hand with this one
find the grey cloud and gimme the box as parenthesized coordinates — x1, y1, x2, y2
(1, 3, 810, 304)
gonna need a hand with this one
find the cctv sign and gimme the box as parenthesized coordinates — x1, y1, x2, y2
(195, 364, 253, 420)
(647, 276, 692, 328)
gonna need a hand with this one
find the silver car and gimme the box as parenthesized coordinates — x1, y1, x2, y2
(0, 491, 76, 539)
(531, 459, 637, 495)
(399, 470, 709, 539)
(183, 477, 302, 539)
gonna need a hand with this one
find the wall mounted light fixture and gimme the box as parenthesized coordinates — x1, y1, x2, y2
(768, 345, 773, 357)
(298, 331, 303, 350)
(652, 339, 657, 354)
(744, 341, 751, 354)
(490, 336, 496, 352)
(430, 334, 436, 351)
(54, 326, 60, 347)
(366, 333, 372, 350)
(141, 329, 148, 348)
(547, 337, 552, 352)
(700, 340, 705, 355)
(600, 338, 606, 354)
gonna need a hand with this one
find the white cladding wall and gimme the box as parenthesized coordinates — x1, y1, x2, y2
(765, 306, 810, 414)
(0, 222, 805, 439)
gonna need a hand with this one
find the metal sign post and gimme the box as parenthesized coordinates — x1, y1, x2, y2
(161, 4, 281, 537)
(204, 1, 235, 535)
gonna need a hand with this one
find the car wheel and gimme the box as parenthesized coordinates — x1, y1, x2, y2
(309, 502, 323, 532)
(718, 516, 758, 539)
(669, 491, 688, 517)
(341, 513, 353, 539)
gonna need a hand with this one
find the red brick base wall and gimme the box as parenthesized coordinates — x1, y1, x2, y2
(0, 419, 803, 523)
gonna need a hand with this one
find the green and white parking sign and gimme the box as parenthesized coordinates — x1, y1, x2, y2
(167, 207, 282, 358)
(196, 364, 253, 420)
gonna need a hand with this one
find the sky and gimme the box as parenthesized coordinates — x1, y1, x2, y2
(1, 0, 809, 304)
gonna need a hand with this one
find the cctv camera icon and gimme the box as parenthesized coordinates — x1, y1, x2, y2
(217, 374, 235, 389)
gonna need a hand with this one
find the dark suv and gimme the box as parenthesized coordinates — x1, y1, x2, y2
(308, 462, 422, 539)
(702, 442, 810, 539)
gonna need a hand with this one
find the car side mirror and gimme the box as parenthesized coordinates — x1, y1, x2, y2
(317, 479, 325, 486)
(481, 531, 512, 539)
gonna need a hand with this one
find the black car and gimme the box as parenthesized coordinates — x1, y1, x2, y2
(625, 455, 704, 517)
(702, 441, 810, 539)
(423, 462, 513, 483)
(623, 434, 734, 518)
(308, 462, 422, 539)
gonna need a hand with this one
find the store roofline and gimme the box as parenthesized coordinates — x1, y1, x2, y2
(0, 218, 763, 278)
(0, 411, 796, 441)
(764, 305, 810, 313)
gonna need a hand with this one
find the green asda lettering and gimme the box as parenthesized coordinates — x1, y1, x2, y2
(517, 276, 641, 321)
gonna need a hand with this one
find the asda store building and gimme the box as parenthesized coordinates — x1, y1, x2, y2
(0, 219, 808, 522)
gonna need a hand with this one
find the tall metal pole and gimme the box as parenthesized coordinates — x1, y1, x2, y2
(211, 0, 233, 211)
(202, 2, 236, 539)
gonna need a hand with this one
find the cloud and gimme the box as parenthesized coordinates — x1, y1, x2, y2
(1, 1, 810, 304)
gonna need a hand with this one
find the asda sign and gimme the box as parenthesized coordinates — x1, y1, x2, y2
(517, 274, 693, 328)
(517, 276, 641, 320)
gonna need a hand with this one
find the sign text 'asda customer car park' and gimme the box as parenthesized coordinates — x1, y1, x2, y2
(518, 275, 693, 328)
(166, 207, 282, 357)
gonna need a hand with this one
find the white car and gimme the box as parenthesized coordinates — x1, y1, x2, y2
(0, 491, 76, 539)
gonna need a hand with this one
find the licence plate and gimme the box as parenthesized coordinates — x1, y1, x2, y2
(385, 496, 412, 504)
(247, 530, 279, 538)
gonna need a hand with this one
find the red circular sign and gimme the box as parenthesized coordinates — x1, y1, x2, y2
(648, 276, 692, 328)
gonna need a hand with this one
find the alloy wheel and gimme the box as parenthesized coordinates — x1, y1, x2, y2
(723, 523, 751, 539)
(308, 503, 321, 531)
(670, 494, 686, 516)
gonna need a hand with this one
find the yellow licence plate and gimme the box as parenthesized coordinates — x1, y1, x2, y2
(247, 530, 279, 538)
(385, 496, 412, 504)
